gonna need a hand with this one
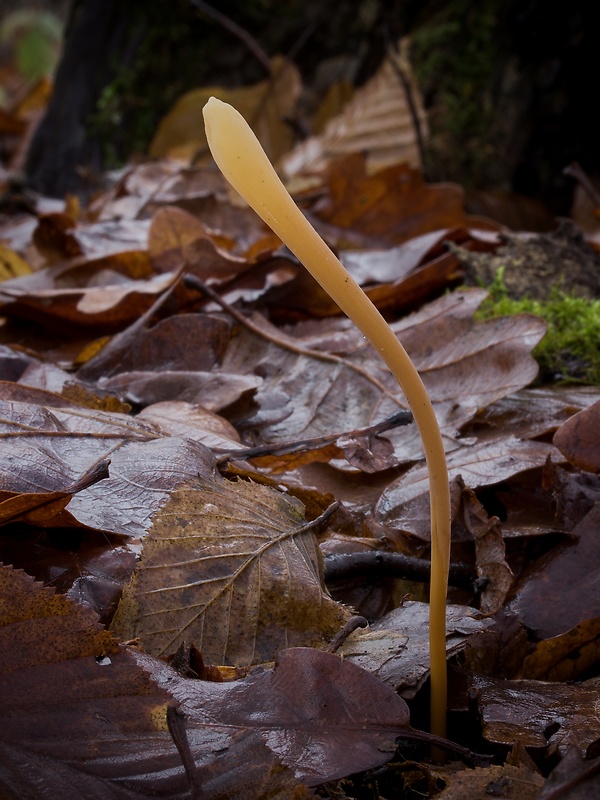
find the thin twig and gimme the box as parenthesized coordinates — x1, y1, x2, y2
(564, 161, 600, 208)
(323, 551, 479, 591)
(214, 408, 412, 463)
(190, 0, 271, 74)
(167, 705, 205, 799)
(184, 273, 408, 409)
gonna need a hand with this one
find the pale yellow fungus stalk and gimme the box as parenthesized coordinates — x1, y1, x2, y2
(203, 97, 451, 738)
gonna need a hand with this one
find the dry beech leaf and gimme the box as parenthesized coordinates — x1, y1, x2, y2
(150, 56, 301, 166)
(282, 51, 427, 178)
(111, 477, 350, 664)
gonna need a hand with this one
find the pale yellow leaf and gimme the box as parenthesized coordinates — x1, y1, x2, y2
(283, 48, 428, 179)
(149, 56, 301, 168)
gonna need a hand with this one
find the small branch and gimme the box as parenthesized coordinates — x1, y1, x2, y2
(326, 616, 368, 653)
(214, 408, 412, 464)
(184, 273, 409, 409)
(324, 551, 478, 592)
(167, 705, 205, 799)
(190, 0, 271, 74)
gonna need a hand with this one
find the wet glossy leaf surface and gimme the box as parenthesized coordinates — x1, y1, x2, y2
(140, 646, 412, 786)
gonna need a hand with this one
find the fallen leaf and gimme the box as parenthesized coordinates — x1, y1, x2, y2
(538, 747, 600, 800)
(472, 673, 600, 757)
(0, 397, 218, 536)
(100, 369, 261, 411)
(506, 503, 600, 639)
(136, 645, 412, 786)
(375, 437, 557, 537)
(0, 251, 175, 330)
(148, 205, 249, 278)
(433, 762, 544, 799)
(461, 484, 514, 614)
(553, 398, 600, 472)
(0, 243, 32, 280)
(150, 56, 301, 167)
(282, 52, 427, 178)
(221, 289, 546, 464)
(0, 564, 190, 798)
(311, 153, 498, 248)
(110, 476, 350, 663)
(520, 617, 600, 682)
(339, 601, 494, 697)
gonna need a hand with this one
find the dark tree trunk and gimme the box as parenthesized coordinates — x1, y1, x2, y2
(25, 0, 136, 198)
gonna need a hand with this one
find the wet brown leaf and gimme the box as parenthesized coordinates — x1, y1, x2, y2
(222, 288, 546, 465)
(506, 502, 600, 639)
(461, 485, 514, 614)
(539, 747, 600, 799)
(136, 645, 412, 786)
(433, 763, 544, 799)
(0, 397, 217, 536)
(376, 437, 557, 537)
(148, 205, 249, 278)
(0, 564, 191, 799)
(78, 312, 230, 381)
(100, 369, 261, 410)
(339, 601, 493, 697)
(553, 398, 600, 472)
(110, 477, 350, 663)
(472, 673, 600, 757)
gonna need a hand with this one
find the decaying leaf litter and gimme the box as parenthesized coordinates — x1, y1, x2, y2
(2, 51, 600, 800)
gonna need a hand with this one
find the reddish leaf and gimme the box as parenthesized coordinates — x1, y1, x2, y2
(553, 398, 600, 472)
(135, 645, 412, 786)
(312, 154, 499, 247)
(0, 564, 189, 798)
(506, 502, 600, 639)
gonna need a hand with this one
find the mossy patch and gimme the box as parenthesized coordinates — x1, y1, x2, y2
(475, 270, 600, 384)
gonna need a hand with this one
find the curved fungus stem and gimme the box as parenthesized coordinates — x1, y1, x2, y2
(202, 97, 451, 738)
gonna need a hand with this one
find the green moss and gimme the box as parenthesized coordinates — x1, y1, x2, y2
(475, 270, 600, 384)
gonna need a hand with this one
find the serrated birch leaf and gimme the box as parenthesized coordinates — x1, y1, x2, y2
(111, 477, 350, 664)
